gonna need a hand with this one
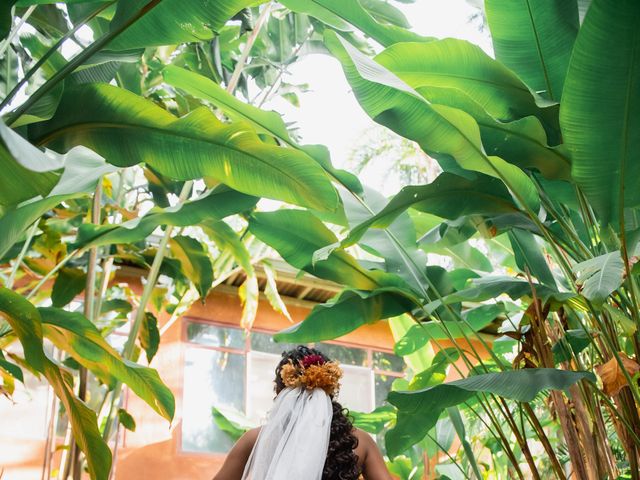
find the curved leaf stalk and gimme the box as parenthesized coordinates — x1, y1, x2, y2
(0, 5, 36, 59)
(521, 403, 568, 479)
(527, 271, 598, 478)
(93, 170, 128, 321)
(0, 1, 118, 112)
(343, 189, 559, 474)
(6, 0, 164, 126)
(226, 3, 272, 95)
(100, 181, 193, 453)
(122, 181, 192, 360)
(256, 27, 314, 108)
(26, 250, 78, 300)
(415, 325, 528, 476)
(496, 398, 541, 480)
(5, 220, 39, 289)
(424, 429, 469, 479)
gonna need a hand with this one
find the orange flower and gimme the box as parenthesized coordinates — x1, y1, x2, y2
(280, 360, 343, 396)
(280, 362, 302, 389)
(301, 362, 342, 396)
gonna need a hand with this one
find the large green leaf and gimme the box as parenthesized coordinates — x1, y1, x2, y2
(485, 0, 579, 101)
(30, 83, 338, 212)
(43, 359, 112, 480)
(162, 65, 362, 194)
(0, 292, 111, 478)
(436, 275, 569, 307)
(249, 209, 405, 290)
(74, 187, 257, 249)
(51, 267, 86, 307)
(360, 0, 410, 28)
(573, 251, 625, 303)
(274, 288, 415, 343)
(394, 304, 505, 356)
(375, 39, 558, 128)
(344, 173, 519, 247)
(0, 1, 17, 40)
(39, 307, 175, 421)
(339, 186, 429, 296)
(386, 368, 595, 458)
(324, 31, 539, 212)
(279, 0, 426, 47)
(509, 229, 556, 288)
(415, 86, 570, 179)
(0, 288, 46, 372)
(0, 120, 62, 207)
(108, 0, 256, 50)
(0, 146, 116, 258)
(170, 235, 213, 299)
(560, 0, 640, 226)
(350, 405, 396, 434)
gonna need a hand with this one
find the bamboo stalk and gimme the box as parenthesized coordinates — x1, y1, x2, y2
(69, 181, 102, 480)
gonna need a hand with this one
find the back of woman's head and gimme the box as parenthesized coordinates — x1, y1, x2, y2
(275, 345, 361, 480)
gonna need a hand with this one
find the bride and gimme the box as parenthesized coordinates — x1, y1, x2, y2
(213, 345, 393, 479)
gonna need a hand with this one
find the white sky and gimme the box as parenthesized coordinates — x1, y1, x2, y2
(265, 0, 490, 194)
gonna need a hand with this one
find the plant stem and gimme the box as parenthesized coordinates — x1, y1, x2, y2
(6, 0, 164, 126)
(0, 5, 36, 59)
(0, 1, 117, 112)
(122, 181, 192, 360)
(225, 3, 272, 95)
(26, 250, 78, 300)
(71, 181, 102, 480)
(6, 220, 39, 289)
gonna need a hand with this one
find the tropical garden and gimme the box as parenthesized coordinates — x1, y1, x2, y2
(0, 0, 638, 478)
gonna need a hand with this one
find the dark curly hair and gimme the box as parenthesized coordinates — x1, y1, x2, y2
(274, 345, 361, 480)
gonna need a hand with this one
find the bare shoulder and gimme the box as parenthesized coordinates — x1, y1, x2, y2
(353, 428, 393, 480)
(353, 428, 376, 462)
(238, 427, 261, 452)
(212, 427, 261, 480)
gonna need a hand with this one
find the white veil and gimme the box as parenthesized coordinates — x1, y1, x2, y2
(241, 386, 333, 480)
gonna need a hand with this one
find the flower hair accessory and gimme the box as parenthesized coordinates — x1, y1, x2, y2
(280, 354, 343, 396)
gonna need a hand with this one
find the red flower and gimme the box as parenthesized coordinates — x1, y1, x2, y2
(302, 354, 326, 368)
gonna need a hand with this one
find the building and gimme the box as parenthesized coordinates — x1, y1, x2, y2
(0, 261, 411, 479)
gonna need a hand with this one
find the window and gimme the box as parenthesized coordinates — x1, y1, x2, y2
(181, 321, 404, 454)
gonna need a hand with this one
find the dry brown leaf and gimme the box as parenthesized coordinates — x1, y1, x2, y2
(594, 352, 640, 396)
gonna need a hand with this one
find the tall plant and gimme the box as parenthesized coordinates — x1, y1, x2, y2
(0, 0, 412, 478)
(246, 0, 640, 478)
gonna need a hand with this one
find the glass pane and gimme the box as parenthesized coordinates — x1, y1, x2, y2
(246, 351, 281, 423)
(374, 373, 396, 407)
(372, 350, 405, 372)
(250, 331, 299, 355)
(318, 342, 368, 366)
(186, 321, 245, 349)
(339, 364, 374, 413)
(182, 348, 245, 453)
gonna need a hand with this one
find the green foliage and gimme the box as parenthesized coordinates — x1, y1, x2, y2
(39, 307, 175, 420)
(386, 369, 595, 458)
(31, 83, 338, 212)
(485, 0, 579, 101)
(139, 312, 160, 364)
(3, 0, 640, 477)
(560, 0, 640, 225)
